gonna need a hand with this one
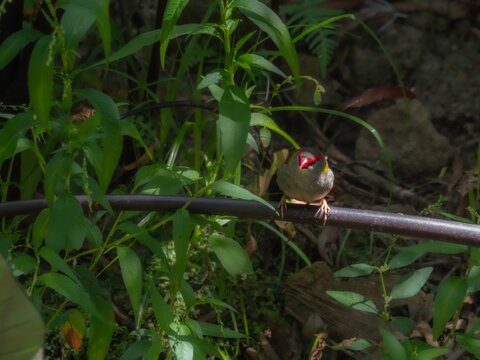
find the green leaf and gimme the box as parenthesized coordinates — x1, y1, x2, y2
(390, 267, 432, 299)
(173, 209, 192, 283)
(432, 276, 467, 339)
(0, 28, 42, 71)
(467, 265, 480, 294)
(150, 283, 175, 334)
(20, 149, 43, 200)
(237, 53, 286, 78)
(207, 235, 253, 276)
(250, 112, 299, 149)
(390, 241, 468, 269)
(0, 253, 44, 359)
(39, 272, 92, 310)
(77, 89, 122, 193)
(45, 193, 87, 250)
(0, 112, 35, 168)
(456, 333, 480, 358)
(117, 246, 143, 327)
(60, 3, 96, 50)
(198, 70, 223, 89)
(58, 0, 111, 59)
(39, 246, 79, 282)
(28, 35, 54, 130)
(160, 0, 190, 68)
(234, 0, 299, 80)
(10, 253, 36, 277)
(134, 165, 191, 194)
(44, 151, 73, 203)
(334, 263, 375, 278)
(379, 327, 407, 360)
(415, 348, 450, 360)
(217, 85, 251, 175)
(326, 291, 378, 314)
(119, 340, 150, 360)
(187, 319, 245, 339)
(211, 181, 275, 211)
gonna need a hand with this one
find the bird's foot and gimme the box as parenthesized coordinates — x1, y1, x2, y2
(277, 194, 287, 218)
(314, 198, 330, 225)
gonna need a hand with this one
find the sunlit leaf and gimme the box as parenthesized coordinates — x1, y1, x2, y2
(390, 267, 432, 299)
(326, 290, 378, 314)
(334, 263, 375, 278)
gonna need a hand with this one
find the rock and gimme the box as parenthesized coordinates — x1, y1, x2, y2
(355, 98, 453, 176)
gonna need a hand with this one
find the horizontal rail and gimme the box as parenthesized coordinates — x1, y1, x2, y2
(0, 195, 479, 246)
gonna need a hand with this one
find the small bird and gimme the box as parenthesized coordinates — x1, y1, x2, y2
(276, 148, 334, 223)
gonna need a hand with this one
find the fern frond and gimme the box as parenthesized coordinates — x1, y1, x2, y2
(280, 0, 344, 78)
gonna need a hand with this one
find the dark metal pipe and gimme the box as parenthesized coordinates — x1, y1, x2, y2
(0, 195, 479, 245)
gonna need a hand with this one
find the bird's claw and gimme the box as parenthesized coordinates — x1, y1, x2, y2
(314, 198, 330, 225)
(278, 194, 287, 218)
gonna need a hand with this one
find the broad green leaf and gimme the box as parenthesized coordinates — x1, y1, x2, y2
(76, 266, 114, 360)
(379, 327, 407, 360)
(211, 181, 275, 211)
(0, 28, 42, 71)
(173, 209, 192, 283)
(250, 112, 299, 149)
(10, 253, 36, 277)
(390, 241, 468, 269)
(39, 272, 92, 310)
(333, 338, 371, 351)
(45, 193, 87, 250)
(87, 307, 113, 360)
(198, 70, 223, 89)
(415, 348, 450, 360)
(60, 4, 96, 50)
(0, 112, 35, 168)
(173, 339, 193, 360)
(119, 340, 150, 360)
(150, 283, 175, 334)
(160, 0, 190, 68)
(32, 209, 49, 250)
(467, 265, 480, 294)
(234, 0, 299, 80)
(334, 263, 375, 278)
(0, 253, 44, 359)
(326, 290, 378, 314)
(432, 276, 467, 339)
(44, 151, 73, 203)
(146, 332, 163, 360)
(217, 85, 251, 175)
(390, 267, 432, 299)
(207, 235, 253, 275)
(58, 0, 111, 59)
(39, 246, 79, 282)
(390, 316, 414, 336)
(28, 35, 54, 130)
(77, 89, 122, 193)
(134, 165, 191, 194)
(117, 246, 143, 327)
(456, 333, 480, 358)
(237, 53, 286, 78)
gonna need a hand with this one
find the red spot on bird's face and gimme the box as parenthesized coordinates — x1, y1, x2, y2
(298, 151, 323, 169)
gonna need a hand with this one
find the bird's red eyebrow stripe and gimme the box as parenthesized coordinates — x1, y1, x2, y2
(298, 152, 323, 169)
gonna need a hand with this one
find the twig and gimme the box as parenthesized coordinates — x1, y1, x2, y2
(1, 195, 479, 245)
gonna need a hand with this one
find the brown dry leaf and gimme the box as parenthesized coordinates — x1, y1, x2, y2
(246, 234, 258, 256)
(415, 320, 439, 347)
(340, 85, 416, 110)
(60, 309, 85, 351)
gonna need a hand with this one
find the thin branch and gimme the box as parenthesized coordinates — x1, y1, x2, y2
(1, 195, 479, 245)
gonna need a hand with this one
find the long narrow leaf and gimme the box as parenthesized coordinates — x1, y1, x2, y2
(0, 28, 42, 71)
(117, 246, 143, 327)
(28, 35, 54, 130)
(160, 0, 190, 68)
(235, 0, 299, 80)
